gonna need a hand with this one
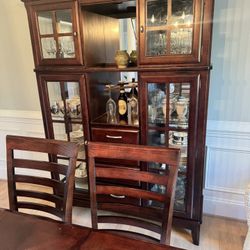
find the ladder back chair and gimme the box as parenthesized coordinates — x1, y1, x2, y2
(88, 142, 180, 245)
(6, 135, 79, 223)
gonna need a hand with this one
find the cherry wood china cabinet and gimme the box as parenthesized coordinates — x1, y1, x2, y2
(21, 0, 214, 245)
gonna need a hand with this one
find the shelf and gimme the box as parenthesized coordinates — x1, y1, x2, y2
(91, 113, 139, 129)
(34, 65, 213, 73)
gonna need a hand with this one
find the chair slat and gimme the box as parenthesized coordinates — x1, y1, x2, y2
(98, 203, 163, 222)
(96, 185, 167, 203)
(16, 190, 63, 206)
(88, 142, 180, 166)
(13, 159, 68, 175)
(98, 216, 161, 234)
(17, 202, 63, 218)
(96, 167, 168, 186)
(14, 175, 64, 191)
(7, 135, 78, 157)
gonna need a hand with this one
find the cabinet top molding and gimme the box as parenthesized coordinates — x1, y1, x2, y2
(21, 0, 131, 4)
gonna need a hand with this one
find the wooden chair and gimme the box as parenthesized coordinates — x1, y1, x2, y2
(6, 135, 79, 223)
(88, 142, 180, 245)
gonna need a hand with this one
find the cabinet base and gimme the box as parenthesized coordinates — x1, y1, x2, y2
(173, 217, 201, 245)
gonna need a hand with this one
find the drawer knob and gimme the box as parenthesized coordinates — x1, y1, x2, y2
(106, 135, 123, 139)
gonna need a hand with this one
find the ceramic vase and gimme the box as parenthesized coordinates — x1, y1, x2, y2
(115, 50, 129, 68)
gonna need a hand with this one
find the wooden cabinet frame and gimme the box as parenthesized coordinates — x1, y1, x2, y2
(21, 0, 214, 245)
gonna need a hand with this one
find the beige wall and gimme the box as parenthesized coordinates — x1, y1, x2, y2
(208, 0, 250, 122)
(0, 0, 40, 111)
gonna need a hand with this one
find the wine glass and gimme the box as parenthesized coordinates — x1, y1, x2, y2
(106, 85, 117, 124)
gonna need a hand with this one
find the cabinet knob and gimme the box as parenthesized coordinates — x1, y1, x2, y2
(73, 32, 77, 37)
(140, 26, 144, 33)
(84, 140, 88, 145)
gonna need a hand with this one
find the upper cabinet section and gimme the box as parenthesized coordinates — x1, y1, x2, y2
(24, 1, 83, 66)
(138, 0, 214, 66)
(23, 0, 214, 68)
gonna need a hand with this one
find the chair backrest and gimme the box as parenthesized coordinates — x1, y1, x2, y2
(88, 142, 180, 245)
(6, 135, 79, 223)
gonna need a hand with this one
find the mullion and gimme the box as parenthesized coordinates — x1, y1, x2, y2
(166, 0, 172, 54)
(59, 81, 71, 141)
(52, 10, 59, 58)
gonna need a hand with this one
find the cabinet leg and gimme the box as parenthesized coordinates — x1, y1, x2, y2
(191, 223, 200, 245)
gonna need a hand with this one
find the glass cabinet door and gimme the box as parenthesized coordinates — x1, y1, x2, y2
(31, 2, 82, 65)
(40, 76, 88, 192)
(141, 74, 199, 215)
(139, 0, 202, 64)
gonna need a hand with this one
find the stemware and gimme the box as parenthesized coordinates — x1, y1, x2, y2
(106, 85, 117, 124)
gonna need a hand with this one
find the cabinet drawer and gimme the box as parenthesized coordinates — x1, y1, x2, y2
(91, 128, 140, 167)
(91, 128, 139, 144)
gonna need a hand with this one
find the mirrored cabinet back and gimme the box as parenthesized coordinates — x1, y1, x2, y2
(21, 0, 214, 245)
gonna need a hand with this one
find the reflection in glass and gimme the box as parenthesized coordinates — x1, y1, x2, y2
(172, 0, 193, 19)
(174, 175, 186, 211)
(47, 81, 81, 119)
(38, 11, 53, 35)
(56, 9, 73, 33)
(170, 28, 193, 54)
(148, 83, 166, 124)
(41, 37, 57, 59)
(146, 30, 167, 56)
(58, 36, 75, 58)
(169, 130, 188, 157)
(148, 130, 166, 146)
(169, 83, 190, 128)
(146, 0, 168, 26)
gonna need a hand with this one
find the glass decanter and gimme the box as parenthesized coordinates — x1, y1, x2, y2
(106, 84, 117, 124)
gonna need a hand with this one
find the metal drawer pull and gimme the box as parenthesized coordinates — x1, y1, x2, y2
(106, 135, 123, 139)
(110, 194, 126, 199)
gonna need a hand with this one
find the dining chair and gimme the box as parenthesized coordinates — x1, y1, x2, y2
(88, 142, 180, 245)
(6, 135, 79, 223)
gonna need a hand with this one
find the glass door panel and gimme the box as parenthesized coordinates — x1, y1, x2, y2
(56, 9, 73, 33)
(146, 0, 168, 27)
(46, 80, 86, 190)
(36, 4, 78, 62)
(145, 78, 195, 214)
(38, 11, 54, 35)
(140, 0, 200, 64)
(145, 0, 194, 57)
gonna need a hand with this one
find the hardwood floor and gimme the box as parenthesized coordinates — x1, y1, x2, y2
(0, 180, 247, 250)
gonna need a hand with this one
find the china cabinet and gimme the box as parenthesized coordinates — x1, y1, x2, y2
(21, 0, 214, 245)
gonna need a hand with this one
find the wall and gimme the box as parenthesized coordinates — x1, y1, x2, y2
(0, 0, 40, 111)
(208, 0, 250, 122)
(205, 0, 250, 220)
(0, 0, 249, 220)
